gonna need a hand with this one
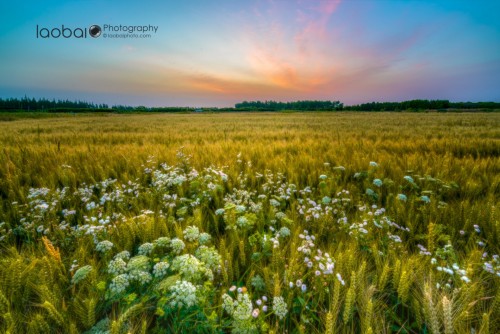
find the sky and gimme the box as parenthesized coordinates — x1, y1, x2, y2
(0, 0, 499, 107)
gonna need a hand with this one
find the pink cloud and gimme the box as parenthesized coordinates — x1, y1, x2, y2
(241, 0, 343, 92)
(294, 0, 341, 57)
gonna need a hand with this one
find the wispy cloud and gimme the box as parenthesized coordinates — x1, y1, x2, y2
(294, 0, 341, 57)
(241, 0, 342, 92)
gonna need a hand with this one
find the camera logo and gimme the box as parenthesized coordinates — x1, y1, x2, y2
(36, 23, 158, 39)
(89, 25, 101, 38)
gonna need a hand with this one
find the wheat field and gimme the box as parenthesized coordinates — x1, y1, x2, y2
(0, 112, 499, 333)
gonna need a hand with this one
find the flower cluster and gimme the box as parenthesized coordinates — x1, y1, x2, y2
(95, 240, 114, 253)
(127, 255, 151, 272)
(108, 258, 127, 275)
(114, 250, 131, 260)
(195, 246, 221, 270)
(109, 274, 130, 296)
(128, 270, 152, 285)
(153, 237, 170, 248)
(198, 232, 212, 245)
(430, 243, 475, 286)
(153, 262, 170, 278)
(169, 280, 197, 308)
(483, 256, 500, 276)
(138, 242, 154, 255)
(170, 238, 185, 254)
(106, 252, 155, 299)
(272, 296, 288, 320)
(222, 288, 263, 334)
(172, 254, 213, 282)
(232, 293, 253, 321)
(183, 225, 200, 242)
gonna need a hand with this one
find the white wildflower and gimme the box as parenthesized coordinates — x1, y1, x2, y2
(153, 261, 170, 278)
(138, 242, 154, 256)
(169, 280, 197, 308)
(183, 225, 200, 242)
(95, 240, 114, 253)
(272, 296, 288, 320)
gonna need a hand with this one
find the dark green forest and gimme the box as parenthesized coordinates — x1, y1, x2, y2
(234, 100, 343, 111)
(0, 96, 499, 112)
(0, 96, 109, 111)
(343, 99, 500, 111)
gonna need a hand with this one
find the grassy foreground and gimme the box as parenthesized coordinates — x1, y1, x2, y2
(0, 112, 499, 333)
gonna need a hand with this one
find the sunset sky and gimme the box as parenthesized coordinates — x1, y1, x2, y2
(1, 0, 499, 107)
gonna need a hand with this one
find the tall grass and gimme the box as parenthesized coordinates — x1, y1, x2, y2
(0, 112, 498, 333)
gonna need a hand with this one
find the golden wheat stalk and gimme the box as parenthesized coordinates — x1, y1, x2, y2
(424, 283, 441, 334)
(343, 271, 357, 324)
(441, 296, 453, 334)
(41, 236, 61, 263)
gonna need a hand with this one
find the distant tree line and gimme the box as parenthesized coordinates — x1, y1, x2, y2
(1, 97, 499, 113)
(0, 96, 109, 111)
(111, 106, 241, 112)
(447, 101, 500, 110)
(235, 100, 343, 111)
(112, 105, 194, 112)
(343, 99, 500, 111)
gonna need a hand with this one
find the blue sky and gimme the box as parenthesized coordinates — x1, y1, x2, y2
(0, 0, 499, 107)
